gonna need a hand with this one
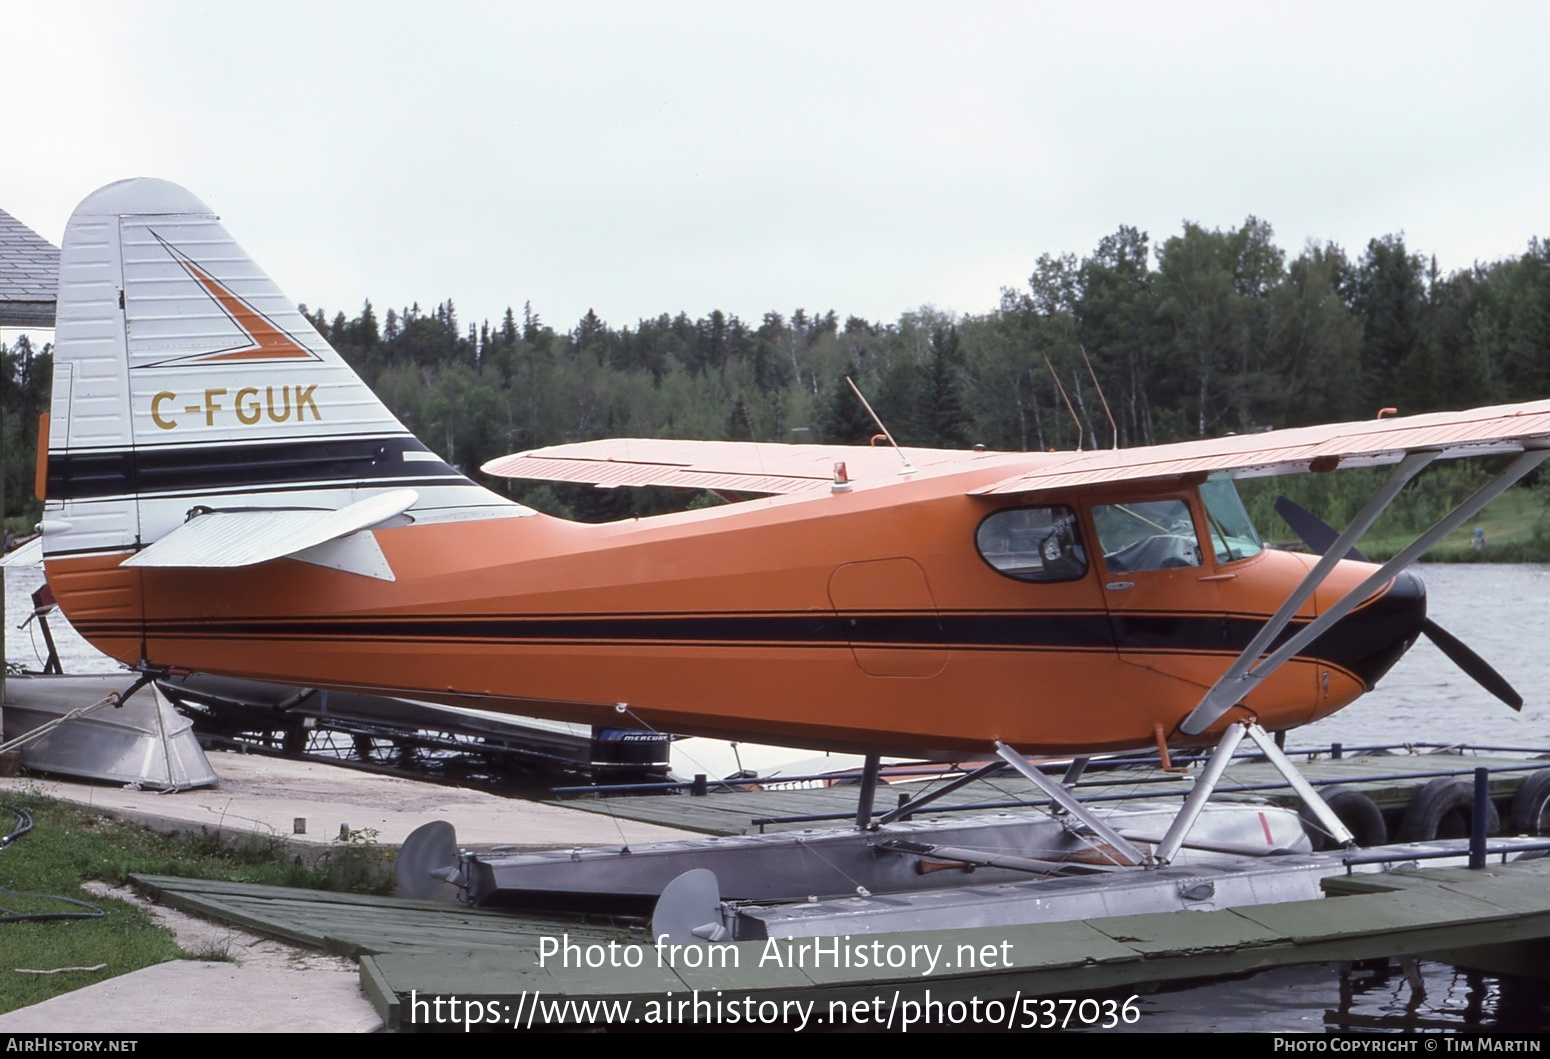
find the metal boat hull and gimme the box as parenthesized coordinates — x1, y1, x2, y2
(452, 802, 1312, 913)
(3, 673, 217, 790)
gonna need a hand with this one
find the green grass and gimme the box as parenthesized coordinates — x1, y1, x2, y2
(1244, 473, 1550, 564)
(0, 791, 380, 1015)
(1360, 486, 1550, 562)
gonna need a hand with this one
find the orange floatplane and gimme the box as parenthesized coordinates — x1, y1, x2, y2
(38, 179, 1548, 770)
(34, 180, 1550, 900)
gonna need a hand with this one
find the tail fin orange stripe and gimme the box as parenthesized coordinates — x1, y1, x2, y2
(175, 256, 314, 361)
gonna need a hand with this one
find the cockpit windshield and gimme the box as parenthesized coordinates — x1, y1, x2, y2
(1200, 477, 1264, 564)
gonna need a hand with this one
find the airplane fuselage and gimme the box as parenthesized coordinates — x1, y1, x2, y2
(45, 461, 1424, 757)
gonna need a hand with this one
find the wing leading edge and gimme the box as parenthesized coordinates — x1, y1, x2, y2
(972, 400, 1550, 497)
(483, 438, 1014, 495)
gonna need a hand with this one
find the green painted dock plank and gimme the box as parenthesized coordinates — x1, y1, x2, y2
(1086, 907, 1288, 954)
(1235, 890, 1464, 942)
(981, 918, 1145, 967)
(665, 947, 820, 993)
(130, 873, 639, 956)
(1410, 866, 1550, 916)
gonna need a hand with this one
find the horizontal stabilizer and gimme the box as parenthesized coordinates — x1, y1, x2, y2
(484, 438, 1002, 495)
(121, 489, 417, 571)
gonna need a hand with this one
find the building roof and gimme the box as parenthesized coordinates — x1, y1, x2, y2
(0, 207, 60, 327)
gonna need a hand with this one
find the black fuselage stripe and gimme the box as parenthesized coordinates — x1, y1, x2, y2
(53, 432, 409, 453)
(57, 477, 471, 505)
(46, 436, 469, 500)
(77, 605, 1415, 680)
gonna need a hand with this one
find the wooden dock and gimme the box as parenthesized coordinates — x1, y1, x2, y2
(132, 853, 1550, 1030)
(132, 875, 635, 957)
(555, 747, 1550, 836)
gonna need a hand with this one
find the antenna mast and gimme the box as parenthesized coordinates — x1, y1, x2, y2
(844, 376, 916, 474)
(1079, 345, 1119, 450)
(1041, 354, 1084, 451)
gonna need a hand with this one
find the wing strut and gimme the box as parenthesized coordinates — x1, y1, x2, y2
(1181, 447, 1550, 736)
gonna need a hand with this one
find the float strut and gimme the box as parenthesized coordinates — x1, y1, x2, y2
(1244, 723, 1354, 849)
(875, 759, 1008, 825)
(855, 753, 882, 830)
(995, 743, 1149, 866)
(1154, 722, 1354, 865)
(1154, 723, 1248, 865)
(1062, 757, 1090, 786)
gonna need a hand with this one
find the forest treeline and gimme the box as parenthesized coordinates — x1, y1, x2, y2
(4, 216, 1549, 525)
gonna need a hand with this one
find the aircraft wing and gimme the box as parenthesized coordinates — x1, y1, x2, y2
(973, 400, 1550, 496)
(483, 439, 1002, 495)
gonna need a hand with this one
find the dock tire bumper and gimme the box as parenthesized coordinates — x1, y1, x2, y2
(1300, 785, 1387, 850)
(1509, 770, 1550, 835)
(1396, 777, 1499, 842)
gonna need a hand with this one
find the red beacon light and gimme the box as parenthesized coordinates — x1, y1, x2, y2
(832, 461, 852, 493)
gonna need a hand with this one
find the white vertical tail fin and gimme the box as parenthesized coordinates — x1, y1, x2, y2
(45, 178, 523, 565)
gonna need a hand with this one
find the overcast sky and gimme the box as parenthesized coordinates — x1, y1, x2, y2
(6, 1, 1548, 341)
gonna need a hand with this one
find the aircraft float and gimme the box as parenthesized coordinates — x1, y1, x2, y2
(33, 179, 1550, 923)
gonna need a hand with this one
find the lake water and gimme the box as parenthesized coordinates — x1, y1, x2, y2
(6, 561, 1550, 1031)
(1301, 563, 1550, 750)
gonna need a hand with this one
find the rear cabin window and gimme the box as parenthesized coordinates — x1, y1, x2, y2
(975, 506, 1087, 582)
(1092, 499, 1202, 573)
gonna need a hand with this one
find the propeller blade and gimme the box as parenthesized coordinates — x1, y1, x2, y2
(1273, 497, 1368, 561)
(1273, 495, 1522, 711)
(1420, 618, 1523, 711)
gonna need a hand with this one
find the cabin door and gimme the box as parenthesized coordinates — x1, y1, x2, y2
(1087, 494, 1232, 691)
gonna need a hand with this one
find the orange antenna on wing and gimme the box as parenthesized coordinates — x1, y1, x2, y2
(1041, 353, 1083, 451)
(1080, 345, 1118, 450)
(845, 376, 916, 474)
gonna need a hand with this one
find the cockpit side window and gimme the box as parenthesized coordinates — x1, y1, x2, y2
(1092, 499, 1202, 573)
(1199, 477, 1264, 564)
(975, 506, 1087, 582)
